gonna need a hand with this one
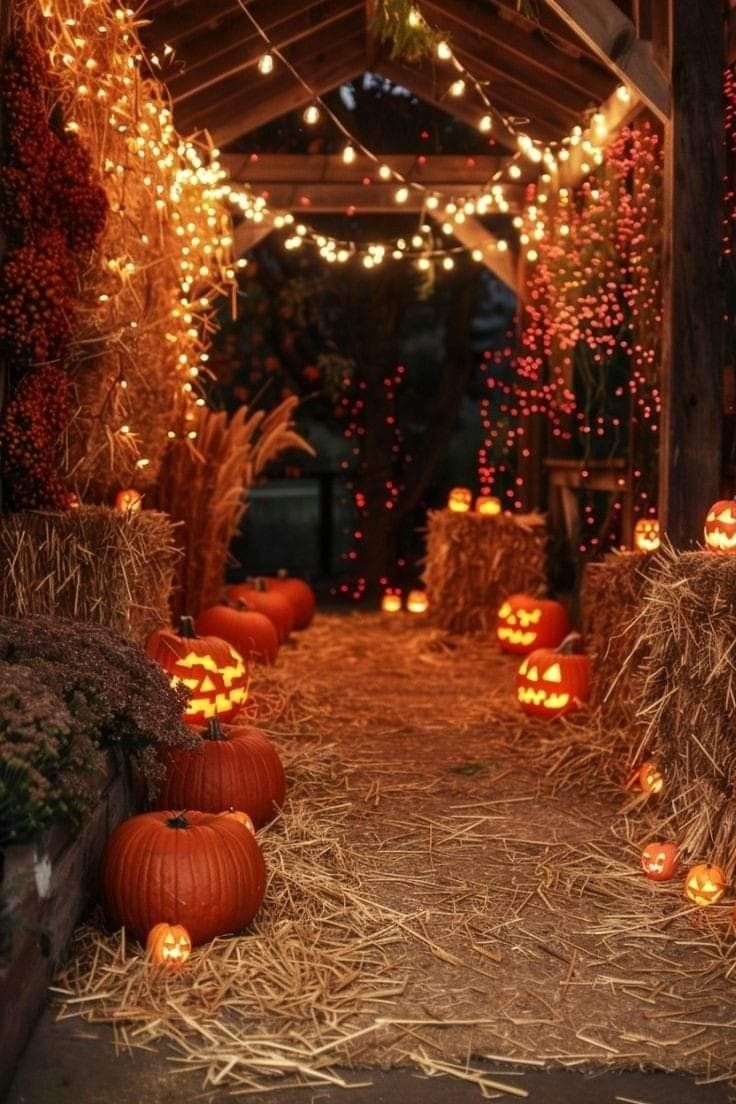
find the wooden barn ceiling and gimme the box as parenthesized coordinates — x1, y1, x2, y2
(140, 0, 661, 151)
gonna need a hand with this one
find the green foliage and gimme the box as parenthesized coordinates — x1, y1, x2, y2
(368, 0, 442, 63)
(0, 616, 194, 845)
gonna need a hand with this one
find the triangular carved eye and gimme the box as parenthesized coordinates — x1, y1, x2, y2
(498, 603, 511, 619)
(518, 658, 528, 675)
(526, 665, 539, 682)
(543, 662, 562, 683)
(717, 507, 736, 524)
(200, 676, 216, 692)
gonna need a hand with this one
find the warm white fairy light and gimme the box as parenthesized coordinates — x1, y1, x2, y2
(449, 78, 465, 98)
(378, 163, 392, 180)
(436, 39, 452, 60)
(257, 52, 273, 74)
(303, 103, 320, 124)
(394, 185, 409, 204)
(342, 144, 356, 164)
(479, 114, 492, 133)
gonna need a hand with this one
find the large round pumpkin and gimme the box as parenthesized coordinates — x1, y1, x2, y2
(496, 593, 570, 655)
(225, 581, 294, 643)
(516, 637, 591, 719)
(154, 717, 286, 827)
(102, 810, 266, 945)
(146, 617, 249, 726)
(260, 571, 316, 630)
(704, 500, 736, 553)
(196, 602, 279, 666)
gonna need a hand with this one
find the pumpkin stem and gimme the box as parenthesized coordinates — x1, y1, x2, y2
(277, 568, 289, 579)
(205, 717, 228, 741)
(533, 584, 550, 599)
(167, 812, 190, 829)
(558, 631, 584, 655)
(179, 616, 197, 639)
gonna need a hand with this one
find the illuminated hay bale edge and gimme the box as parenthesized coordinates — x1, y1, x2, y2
(423, 509, 547, 634)
(628, 544, 736, 878)
(0, 506, 178, 644)
(580, 551, 656, 726)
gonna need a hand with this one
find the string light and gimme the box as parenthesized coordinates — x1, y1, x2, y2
(449, 78, 465, 97)
(257, 52, 273, 75)
(303, 103, 320, 124)
(342, 144, 356, 164)
(436, 40, 452, 60)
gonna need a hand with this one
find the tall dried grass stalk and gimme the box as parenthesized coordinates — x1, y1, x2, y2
(0, 507, 178, 643)
(153, 398, 314, 620)
(423, 510, 547, 633)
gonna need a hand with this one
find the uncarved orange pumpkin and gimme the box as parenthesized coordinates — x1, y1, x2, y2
(225, 580, 294, 643)
(260, 572, 316, 630)
(154, 717, 286, 828)
(102, 810, 266, 945)
(146, 616, 249, 726)
(196, 602, 279, 666)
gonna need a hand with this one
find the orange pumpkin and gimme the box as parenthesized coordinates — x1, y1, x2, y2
(260, 571, 316, 630)
(219, 807, 256, 834)
(634, 517, 660, 553)
(146, 616, 248, 726)
(381, 591, 402, 613)
(154, 717, 286, 827)
(196, 601, 279, 666)
(497, 594, 570, 655)
(448, 487, 472, 512)
(641, 841, 678, 881)
(684, 864, 727, 906)
(516, 637, 590, 718)
(115, 488, 143, 512)
(704, 500, 736, 553)
(103, 810, 266, 945)
(225, 580, 294, 643)
(475, 495, 501, 516)
(145, 922, 191, 965)
(406, 589, 428, 614)
(638, 761, 664, 795)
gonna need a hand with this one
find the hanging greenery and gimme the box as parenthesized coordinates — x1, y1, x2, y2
(368, 0, 443, 63)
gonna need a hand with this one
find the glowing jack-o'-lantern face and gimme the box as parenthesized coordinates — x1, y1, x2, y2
(146, 617, 249, 726)
(497, 594, 570, 656)
(146, 922, 191, 966)
(641, 841, 678, 881)
(516, 645, 591, 718)
(634, 517, 660, 553)
(476, 495, 501, 516)
(407, 590, 428, 614)
(448, 487, 472, 513)
(381, 592, 402, 613)
(115, 488, 143, 513)
(638, 761, 663, 794)
(684, 864, 727, 906)
(704, 500, 736, 553)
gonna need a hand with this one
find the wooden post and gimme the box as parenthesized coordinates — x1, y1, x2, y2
(659, 0, 724, 547)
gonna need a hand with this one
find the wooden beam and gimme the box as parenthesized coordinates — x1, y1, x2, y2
(221, 152, 507, 185)
(659, 0, 724, 547)
(552, 86, 644, 190)
(428, 212, 517, 294)
(542, 0, 670, 122)
(233, 220, 273, 257)
(225, 181, 524, 213)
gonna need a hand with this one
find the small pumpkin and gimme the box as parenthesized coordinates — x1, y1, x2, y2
(638, 761, 664, 795)
(154, 717, 286, 827)
(704, 500, 736, 553)
(219, 807, 256, 834)
(225, 579, 294, 643)
(146, 616, 249, 726)
(260, 571, 316, 630)
(684, 863, 727, 906)
(196, 601, 279, 666)
(103, 810, 266, 945)
(406, 589, 428, 614)
(475, 494, 501, 516)
(633, 517, 660, 553)
(516, 635, 590, 718)
(448, 487, 472, 512)
(641, 841, 678, 881)
(146, 922, 192, 966)
(115, 488, 143, 512)
(497, 593, 570, 655)
(381, 591, 402, 613)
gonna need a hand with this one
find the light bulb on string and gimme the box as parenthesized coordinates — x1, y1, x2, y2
(303, 104, 320, 124)
(443, 256, 454, 270)
(378, 163, 391, 180)
(257, 53, 273, 75)
(479, 114, 492, 133)
(342, 144, 356, 164)
(394, 186, 409, 204)
(436, 40, 452, 60)
(449, 78, 466, 97)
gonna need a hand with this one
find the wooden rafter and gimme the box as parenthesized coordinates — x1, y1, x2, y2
(542, 0, 670, 121)
(428, 211, 518, 292)
(222, 152, 507, 185)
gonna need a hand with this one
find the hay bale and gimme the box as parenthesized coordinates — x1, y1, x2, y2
(423, 509, 547, 634)
(631, 545, 736, 876)
(580, 552, 655, 724)
(0, 507, 178, 643)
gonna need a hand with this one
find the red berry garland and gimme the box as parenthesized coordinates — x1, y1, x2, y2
(0, 35, 108, 511)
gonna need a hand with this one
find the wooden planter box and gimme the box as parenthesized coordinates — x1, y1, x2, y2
(0, 758, 135, 1095)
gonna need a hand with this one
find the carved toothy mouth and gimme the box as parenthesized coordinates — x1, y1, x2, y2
(517, 687, 571, 711)
(706, 529, 736, 550)
(498, 627, 536, 646)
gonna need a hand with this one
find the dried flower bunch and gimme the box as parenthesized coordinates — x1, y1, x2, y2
(0, 615, 195, 843)
(0, 34, 107, 510)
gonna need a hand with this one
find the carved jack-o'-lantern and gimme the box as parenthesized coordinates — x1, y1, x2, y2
(146, 616, 249, 726)
(475, 494, 501, 516)
(641, 841, 678, 881)
(407, 589, 429, 614)
(704, 500, 736, 553)
(497, 594, 570, 655)
(684, 864, 727, 906)
(115, 488, 143, 513)
(516, 637, 591, 718)
(381, 592, 402, 613)
(448, 487, 472, 513)
(638, 761, 663, 795)
(146, 922, 191, 966)
(634, 517, 660, 553)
